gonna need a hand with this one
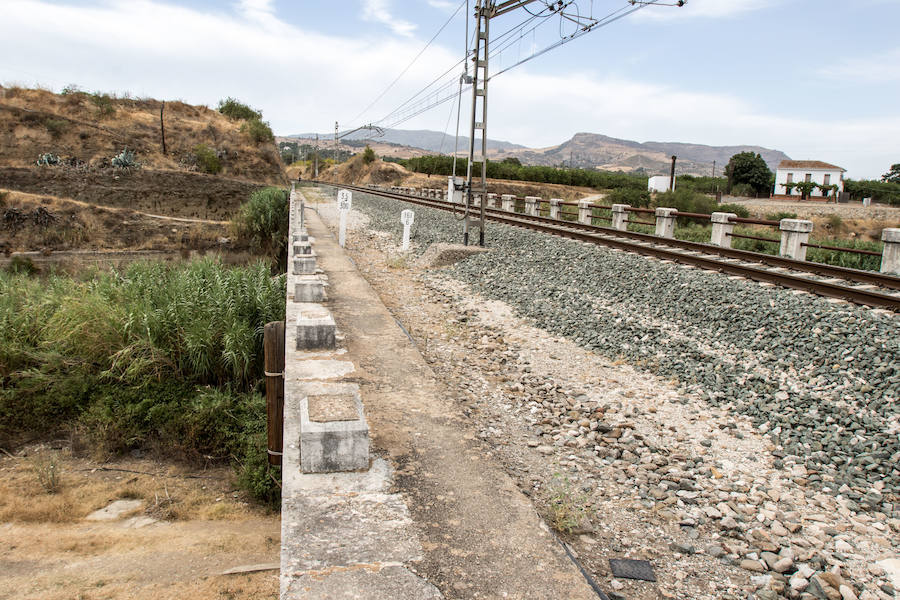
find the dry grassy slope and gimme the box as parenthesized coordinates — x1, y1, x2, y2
(304, 155, 596, 201)
(0, 86, 285, 185)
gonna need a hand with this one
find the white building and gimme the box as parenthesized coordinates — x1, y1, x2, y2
(648, 175, 674, 193)
(774, 160, 845, 198)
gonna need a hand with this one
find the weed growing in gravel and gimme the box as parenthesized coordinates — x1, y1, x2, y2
(544, 474, 595, 534)
(385, 254, 410, 269)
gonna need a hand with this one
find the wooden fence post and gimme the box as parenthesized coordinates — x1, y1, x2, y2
(264, 321, 285, 466)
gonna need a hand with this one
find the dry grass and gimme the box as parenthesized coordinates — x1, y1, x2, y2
(0, 86, 285, 184)
(0, 449, 257, 524)
(0, 188, 228, 253)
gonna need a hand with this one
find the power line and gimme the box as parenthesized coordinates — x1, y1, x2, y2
(345, 0, 467, 126)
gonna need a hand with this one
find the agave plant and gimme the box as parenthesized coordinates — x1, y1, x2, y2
(111, 147, 139, 168)
(36, 153, 60, 166)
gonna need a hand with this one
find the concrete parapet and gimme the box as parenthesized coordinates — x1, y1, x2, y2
(611, 204, 629, 231)
(293, 254, 317, 275)
(779, 218, 814, 261)
(299, 384, 369, 473)
(501, 194, 515, 212)
(881, 228, 900, 275)
(655, 207, 677, 238)
(524, 196, 540, 216)
(487, 193, 498, 208)
(294, 275, 326, 303)
(296, 303, 336, 350)
(549, 198, 562, 219)
(578, 200, 592, 224)
(710, 212, 736, 247)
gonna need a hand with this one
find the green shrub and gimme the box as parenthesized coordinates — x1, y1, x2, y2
(362, 145, 376, 164)
(241, 118, 274, 144)
(44, 118, 68, 138)
(60, 83, 81, 95)
(217, 97, 262, 121)
(0, 259, 286, 504)
(606, 187, 651, 207)
(193, 143, 222, 174)
(232, 187, 289, 261)
(90, 92, 115, 118)
(717, 203, 750, 218)
(765, 212, 797, 222)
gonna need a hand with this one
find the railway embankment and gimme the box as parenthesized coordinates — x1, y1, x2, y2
(312, 185, 900, 600)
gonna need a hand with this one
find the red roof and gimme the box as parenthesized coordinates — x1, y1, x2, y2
(777, 160, 845, 171)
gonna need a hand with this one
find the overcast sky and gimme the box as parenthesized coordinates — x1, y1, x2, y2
(2, 0, 897, 178)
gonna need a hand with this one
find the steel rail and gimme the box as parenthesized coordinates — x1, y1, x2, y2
(317, 183, 900, 310)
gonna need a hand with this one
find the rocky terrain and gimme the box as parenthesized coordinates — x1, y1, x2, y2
(311, 186, 900, 600)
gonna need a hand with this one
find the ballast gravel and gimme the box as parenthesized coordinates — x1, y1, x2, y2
(345, 189, 900, 508)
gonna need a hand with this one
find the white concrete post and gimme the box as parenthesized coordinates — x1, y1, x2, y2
(337, 189, 352, 248)
(710, 212, 737, 247)
(487, 193, 498, 208)
(611, 204, 629, 231)
(779, 219, 814, 261)
(400, 209, 414, 252)
(549, 198, 562, 219)
(578, 200, 592, 224)
(881, 228, 900, 275)
(501, 194, 515, 212)
(524, 196, 540, 216)
(655, 207, 677, 238)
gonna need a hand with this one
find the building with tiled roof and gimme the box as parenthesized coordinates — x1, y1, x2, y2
(774, 160, 846, 199)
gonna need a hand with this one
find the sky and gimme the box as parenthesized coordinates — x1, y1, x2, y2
(1, 0, 898, 178)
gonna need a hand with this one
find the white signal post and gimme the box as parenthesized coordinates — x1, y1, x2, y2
(400, 209, 415, 251)
(337, 189, 352, 248)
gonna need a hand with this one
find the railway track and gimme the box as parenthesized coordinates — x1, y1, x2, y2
(316, 182, 900, 312)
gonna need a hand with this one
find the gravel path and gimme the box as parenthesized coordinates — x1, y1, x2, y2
(315, 187, 900, 600)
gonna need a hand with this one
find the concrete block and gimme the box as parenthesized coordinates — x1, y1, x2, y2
(779, 218, 814, 261)
(578, 200, 592, 224)
(296, 303, 336, 350)
(611, 204, 629, 230)
(293, 241, 312, 255)
(710, 212, 736, 247)
(655, 207, 678, 238)
(487, 193, 498, 208)
(501, 194, 515, 212)
(293, 254, 317, 275)
(524, 196, 540, 216)
(881, 228, 900, 275)
(549, 198, 562, 219)
(293, 275, 325, 303)
(300, 387, 369, 473)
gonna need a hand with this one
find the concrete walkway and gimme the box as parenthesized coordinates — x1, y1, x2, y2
(287, 193, 597, 599)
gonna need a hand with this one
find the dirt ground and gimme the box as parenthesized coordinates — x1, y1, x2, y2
(0, 188, 236, 256)
(0, 445, 279, 600)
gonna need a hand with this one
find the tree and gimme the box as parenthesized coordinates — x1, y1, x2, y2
(725, 152, 773, 197)
(362, 145, 376, 164)
(782, 181, 798, 196)
(882, 163, 900, 184)
(793, 180, 818, 200)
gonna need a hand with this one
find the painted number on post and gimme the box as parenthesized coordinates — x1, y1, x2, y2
(400, 209, 414, 226)
(338, 189, 352, 211)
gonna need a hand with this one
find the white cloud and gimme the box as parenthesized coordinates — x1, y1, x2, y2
(427, 0, 459, 10)
(0, 0, 893, 178)
(361, 0, 418, 37)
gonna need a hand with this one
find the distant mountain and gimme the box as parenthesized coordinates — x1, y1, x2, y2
(284, 128, 789, 177)
(495, 133, 790, 176)
(289, 129, 524, 154)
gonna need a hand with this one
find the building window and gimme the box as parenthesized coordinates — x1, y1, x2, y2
(823, 174, 831, 185)
(786, 173, 793, 183)
(805, 173, 812, 183)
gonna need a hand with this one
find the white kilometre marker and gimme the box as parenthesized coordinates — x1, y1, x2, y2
(337, 189, 352, 248)
(400, 209, 414, 251)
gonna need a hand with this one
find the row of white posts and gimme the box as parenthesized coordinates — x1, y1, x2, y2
(375, 185, 900, 275)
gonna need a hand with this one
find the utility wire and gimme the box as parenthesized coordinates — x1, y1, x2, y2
(345, 0, 467, 126)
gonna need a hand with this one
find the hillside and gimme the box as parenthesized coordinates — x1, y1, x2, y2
(285, 127, 789, 177)
(0, 86, 285, 184)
